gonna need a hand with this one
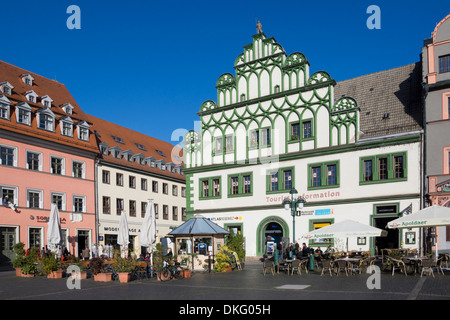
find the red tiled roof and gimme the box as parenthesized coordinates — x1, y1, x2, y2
(0, 60, 98, 153)
(85, 114, 185, 181)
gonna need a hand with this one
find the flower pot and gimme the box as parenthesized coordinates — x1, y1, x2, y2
(47, 270, 64, 279)
(15, 268, 22, 277)
(21, 273, 35, 278)
(118, 272, 131, 283)
(182, 269, 191, 278)
(223, 266, 232, 272)
(94, 273, 112, 282)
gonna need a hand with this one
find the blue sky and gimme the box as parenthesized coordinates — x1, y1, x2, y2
(2, 1, 449, 145)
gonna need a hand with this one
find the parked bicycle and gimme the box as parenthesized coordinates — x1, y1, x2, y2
(157, 259, 184, 281)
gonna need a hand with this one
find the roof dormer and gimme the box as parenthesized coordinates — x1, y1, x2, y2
(133, 153, 146, 165)
(99, 142, 109, 155)
(41, 95, 53, 108)
(122, 150, 134, 162)
(145, 156, 156, 168)
(0, 81, 14, 95)
(77, 120, 90, 142)
(61, 103, 74, 115)
(20, 73, 34, 86)
(25, 90, 38, 103)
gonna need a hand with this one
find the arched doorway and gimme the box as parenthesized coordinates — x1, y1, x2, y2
(256, 216, 289, 256)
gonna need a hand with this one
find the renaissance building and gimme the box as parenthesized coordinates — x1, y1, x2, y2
(183, 29, 423, 258)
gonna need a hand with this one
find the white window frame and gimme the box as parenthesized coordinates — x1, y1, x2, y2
(50, 155, 65, 175)
(26, 150, 43, 171)
(77, 121, 90, 142)
(0, 143, 17, 167)
(27, 189, 43, 209)
(15, 102, 32, 126)
(72, 160, 85, 179)
(72, 194, 86, 213)
(37, 109, 55, 132)
(1, 185, 18, 207)
(51, 191, 66, 211)
(60, 116, 74, 137)
(0, 95, 11, 120)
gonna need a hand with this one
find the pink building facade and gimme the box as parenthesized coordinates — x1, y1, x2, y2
(0, 60, 99, 263)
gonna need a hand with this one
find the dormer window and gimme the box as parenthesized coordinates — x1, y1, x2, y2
(60, 116, 74, 137)
(123, 151, 134, 162)
(99, 142, 109, 156)
(37, 107, 55, 131)
(77, 121, 90, 142)
(0, 81, 14, 95)
(0, 95, 11, 120)
(21, 74, 34, 86)
(61, 103, 74, 115)
(41, 95, 53, 108)
(25, 90, 38, 103)
(15, 102, 32, 125)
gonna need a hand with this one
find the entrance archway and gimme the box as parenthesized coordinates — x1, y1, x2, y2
(256, 216, 289, 256)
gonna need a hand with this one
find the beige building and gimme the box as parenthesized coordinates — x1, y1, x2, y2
(87, 115, 186, 256)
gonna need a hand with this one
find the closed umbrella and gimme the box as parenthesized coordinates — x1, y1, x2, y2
(139, 200, 156, 276)
(139, 199, 156, 249)
(303, 219, 387, 252)
(118, 211, 129, 258)
(47, 203, 62, 253)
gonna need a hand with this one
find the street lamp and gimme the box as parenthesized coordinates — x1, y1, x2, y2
(282, 189, 307, 246)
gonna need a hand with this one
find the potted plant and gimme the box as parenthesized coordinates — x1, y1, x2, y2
(114, 255, 136, 283)
(41, 255, 63, 279)
(21, 247, 39, 277)
(215, 245, 233, 272)
(89, 257, 111, 282)
(12, 242, 26, 276)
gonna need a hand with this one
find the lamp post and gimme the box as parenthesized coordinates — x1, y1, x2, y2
(282, 189, 306, 246)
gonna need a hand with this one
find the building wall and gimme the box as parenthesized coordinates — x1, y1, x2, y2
(423, 13, 450, 251)
(0, 135, 96, 257)
(96, 162, 186, 256)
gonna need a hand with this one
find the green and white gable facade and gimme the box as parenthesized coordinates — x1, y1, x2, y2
(184, 33, 422, 257)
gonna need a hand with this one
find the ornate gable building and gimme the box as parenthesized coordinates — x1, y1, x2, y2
(184, 30, 423, 258)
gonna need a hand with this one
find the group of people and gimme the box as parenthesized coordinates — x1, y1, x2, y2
(273, 241, 335, 260)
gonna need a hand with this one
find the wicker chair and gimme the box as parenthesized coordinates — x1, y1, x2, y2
(335, 260, 349, 276)
(291, 259, 302, 275)
(321, 259, 334, 276)
(420, 258, 435, 278)
(389, 257, 407, 276)
(262, 259, 275, 276)
(277, 259, 290, 274)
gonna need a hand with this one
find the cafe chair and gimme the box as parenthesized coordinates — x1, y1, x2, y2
(389, 257, 407, 276)
(291, 259, 302, 275)
(421, 258, 435, 278)
(262, 259, 275, 276)
(321, 260, 334, 277)
(277, 259, 290, 274)
(335, 260, 349, 277)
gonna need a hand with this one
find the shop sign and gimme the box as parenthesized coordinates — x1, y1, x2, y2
(34, 216, 67, 224)
(103, 226, 141, 233)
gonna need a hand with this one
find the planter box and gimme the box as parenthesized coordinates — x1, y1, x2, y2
(21, 273, 35, 278)
(15, 268, 22, 277)
(182, 269, 192, 278)
(70, 270, 87, 280)
(47, 270, 64, 279)
(94, 273, 112, 282)
(118, 272, 131, 283)
(223, 266, 232, 272)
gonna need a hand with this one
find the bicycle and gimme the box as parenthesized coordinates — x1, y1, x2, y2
(157, 259, 184, 281)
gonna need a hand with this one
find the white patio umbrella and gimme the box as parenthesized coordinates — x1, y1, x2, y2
(117, 211, 129, 258)
(139, 199, 156, 250)
(387, 205, 450, 258)
(303, 219, 387, 252)
(47, 203, 62, 253)
(139, 200, 156, 276)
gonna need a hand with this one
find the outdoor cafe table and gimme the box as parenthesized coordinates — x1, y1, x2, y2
(335, 257, 362, 274)
(405, 257, 427, 274)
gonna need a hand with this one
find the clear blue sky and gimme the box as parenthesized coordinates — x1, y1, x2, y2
(2, 1, 449, 145)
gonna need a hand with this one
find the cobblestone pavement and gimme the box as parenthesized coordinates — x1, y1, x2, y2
(1, 262, 449, 302)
